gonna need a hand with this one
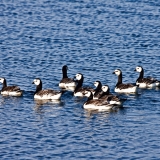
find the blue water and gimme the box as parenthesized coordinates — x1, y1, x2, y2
(0, 0, 160, 159)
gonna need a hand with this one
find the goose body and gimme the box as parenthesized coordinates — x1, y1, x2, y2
(100, 85, 126, 106)
(33, 78, 62, 100)
(83, 90, 115, 111)
(135, 66, 160, 88)
(74, 73, 94, 97)
(59, 65, 76, 90)
(0, 77, 23, 96)
(113, 69, 138, 93)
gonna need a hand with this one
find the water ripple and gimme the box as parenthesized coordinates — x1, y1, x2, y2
(0, 0, 160, 159)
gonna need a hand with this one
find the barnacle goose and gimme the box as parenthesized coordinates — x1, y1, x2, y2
(73, 73, 94, 97)
(83, 90, 115, 111)
(59, 65, 76, 90)
(113, 69, 138, 93)
(135, 66, 160, 88)
(0, 77, 23, 96)
(100, 85, 126, 106)
(33, 78, 62, 100)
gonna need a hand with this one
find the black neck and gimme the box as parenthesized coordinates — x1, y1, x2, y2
(101, 88, 110, 97)
(94, 83, 102, 97)
(116, 73, 122, 86)
(35, 82, 42, 94)
(95, 82, 102, 92)
(74, 76, 84, 92)
(87, 92, 93, 101)
(138, 68, 144, 80)
(2, 79, 7, 90)
(62, 68, 68, 78)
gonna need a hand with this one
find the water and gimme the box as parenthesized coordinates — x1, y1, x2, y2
(0, 0, 160, 159)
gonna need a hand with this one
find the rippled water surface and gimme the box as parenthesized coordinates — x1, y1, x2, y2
(0, 0, 160, 159)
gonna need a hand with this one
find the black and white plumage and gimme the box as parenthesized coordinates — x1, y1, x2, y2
(33, 78, 62, 100)
(93, 81, 103, 99)
(135, 66, 160, 88)
(59, 65, 76, 90)
(83, 90, 115, 111)
(73, 73, 94, 97)
(113, 69, 138, 93)
(0, 77, 23, 96)
(100, 85, 126, 106)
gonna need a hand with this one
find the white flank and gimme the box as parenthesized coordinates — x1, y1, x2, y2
(115, 86, 137, 93)
(65, 86, 75, 92)
(83, 103, 113, 111)
(136, 82, 157, 88)
(136, 82, 147, 88)
(74, 92, 84, 97)
(50, 92, 62, 100)
(65, 81, 76, 87)
(1, 91, 23, 96)
(109, 100, 122, 106)
(59, 83, 65, 88)
(59, 82, 76, 89)
(34, 92, 62, 100)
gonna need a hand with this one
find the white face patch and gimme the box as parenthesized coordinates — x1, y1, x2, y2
(135, 66, 142, 72)
(0, 78, 4, 83)
(33, 79, 41, 85)
(102, 85, 109, 92)
(75, 74, 82, 80)
(94, 81, 99, 87)
(114, 69, 121, 76)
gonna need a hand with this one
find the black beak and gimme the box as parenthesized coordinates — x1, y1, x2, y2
(112, 71, 115, 74)
(32, 82, 34, 84)
(134, 69, 136, 71)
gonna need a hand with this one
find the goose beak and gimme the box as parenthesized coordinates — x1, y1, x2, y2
(112, 71, 115, 74)
(134, 69, 136, 71)
(32, 81, 34, 84)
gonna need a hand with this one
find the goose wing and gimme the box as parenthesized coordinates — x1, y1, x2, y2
(37, 89, 61, 97)
(60, 78, 75, 84)
(2, 86, 21, 92)
(85, 99, 110, 106)
(140, 78, 157, 84)
(117, 83, 135, 90)
(109, 95, 121, 102)
(75, 86, 94, 94)
(93, 90, 103, 99)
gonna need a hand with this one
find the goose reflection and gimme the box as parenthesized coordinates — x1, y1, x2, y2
(34, 99, 64, 114)
(84, 105, 128, 119)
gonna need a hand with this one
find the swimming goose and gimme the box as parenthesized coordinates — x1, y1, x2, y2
(0, 77, 23, 96)
(33, 78, 62, 100)
(74, 73, 94, 97)
(59, 65, 76, 90)
(100, 85, 126, 106)
(93, 80, 103, 99)
(113, 69, 138, 93)
(83, 90, 115, 111)
(134, 66, 160, 88)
